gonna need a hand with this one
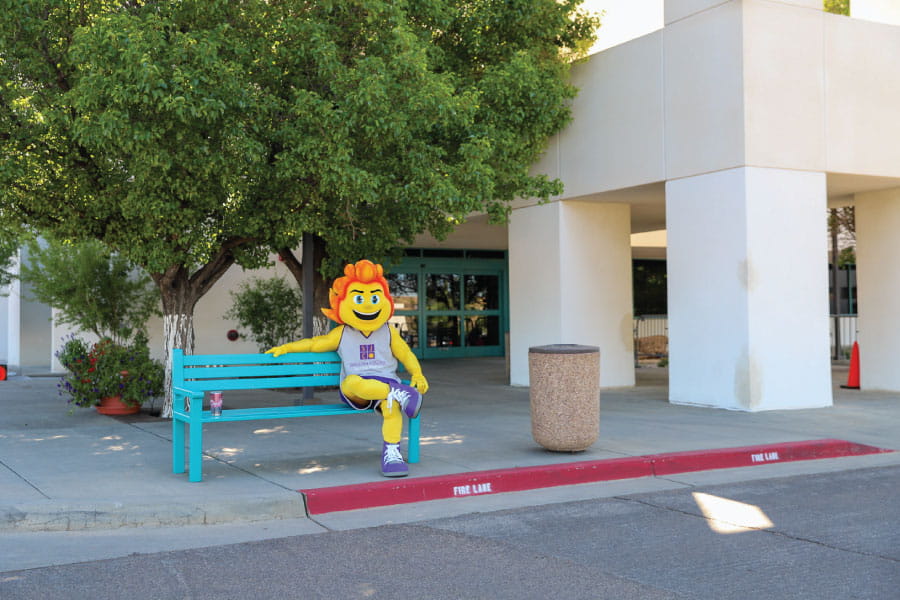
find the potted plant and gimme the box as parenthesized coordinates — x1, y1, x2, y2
(57, 333, 164, 414)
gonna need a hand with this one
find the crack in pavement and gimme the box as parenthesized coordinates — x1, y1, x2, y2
(0, 459, 50, 500)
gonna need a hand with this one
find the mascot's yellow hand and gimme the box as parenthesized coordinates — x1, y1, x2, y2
(265, 340, 311, 357)
(410, 373, 429, 395)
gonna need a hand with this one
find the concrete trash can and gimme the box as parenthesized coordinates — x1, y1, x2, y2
(529, 344, 600, 452)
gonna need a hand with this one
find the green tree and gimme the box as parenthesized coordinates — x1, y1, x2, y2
(824, 1, 850, 16)
(20, 238, 160, 345)
(0, 1, 598, 416)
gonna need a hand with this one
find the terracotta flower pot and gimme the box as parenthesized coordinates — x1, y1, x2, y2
(96, 395, 140, 415)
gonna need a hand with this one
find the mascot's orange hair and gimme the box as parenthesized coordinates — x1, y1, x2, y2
(322, 259, 395, 324)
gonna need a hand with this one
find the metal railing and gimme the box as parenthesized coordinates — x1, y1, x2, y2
(633, 314, 858, 363)
(633, 315, 668, 365)
(830, 314, 858, 359)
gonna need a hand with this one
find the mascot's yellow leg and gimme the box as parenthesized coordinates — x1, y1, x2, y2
(341, 375, 403, 444)
(380, 404, 403, 444)
(341, 374, 390, 402)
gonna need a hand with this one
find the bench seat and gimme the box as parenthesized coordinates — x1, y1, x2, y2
(171, 349, 420, 482)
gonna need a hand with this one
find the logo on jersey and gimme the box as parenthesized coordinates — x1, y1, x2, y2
(359, 344, 376, 360)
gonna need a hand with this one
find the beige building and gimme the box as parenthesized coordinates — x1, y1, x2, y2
(508, 0, 900, 410)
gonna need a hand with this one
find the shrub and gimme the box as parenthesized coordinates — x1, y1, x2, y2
(225, 277, 304, 351)
(57, 333, 164, 409)
(20, 238, 160, 345)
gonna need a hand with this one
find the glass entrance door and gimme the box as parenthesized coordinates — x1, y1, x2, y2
(386, 252, 507, 359)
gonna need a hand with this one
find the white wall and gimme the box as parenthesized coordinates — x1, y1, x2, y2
(531, 30, 666, 198)
(509, 200, 634, 388)
(411, 214, 507, 249)
(509, 202, 564, 385)
(560, 201, 635, 388)
(537, 0, 900, 193)
(854, 187, 900, 391)
(743, 1, 826, 170)
(667, 167, 831, 410)
(2, 252, 21, 371)
(0, 290, 8, 364)
(825, 12, 900, 176)
(17, 246, 52, 371)
(1, 275, 18, 370)
(664, 0, 745, 179)
(143, 258, 298, 361)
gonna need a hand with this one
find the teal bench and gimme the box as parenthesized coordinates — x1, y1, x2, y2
(171, 349, 421, 482)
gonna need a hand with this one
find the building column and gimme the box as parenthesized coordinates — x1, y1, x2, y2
(666, 167, 832, 411)
(3, 255, 21, 374)
(855, 187, 900, 391)
(509, 199, 634, 387)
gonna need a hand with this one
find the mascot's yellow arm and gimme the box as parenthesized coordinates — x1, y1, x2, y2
(390, 327, 428, 394)
(265, 327, 343, 355)
(266, 326, 428, 394)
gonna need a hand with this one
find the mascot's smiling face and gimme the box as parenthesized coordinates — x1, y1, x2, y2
(322, 260, 395, 335)
(338, 281, 390, 333)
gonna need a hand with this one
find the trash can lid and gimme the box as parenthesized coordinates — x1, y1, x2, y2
(529, 344, 599, 354)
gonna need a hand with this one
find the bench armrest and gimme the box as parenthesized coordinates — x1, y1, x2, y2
(173, 386, 204, 413)
(173, 386, 204, 398)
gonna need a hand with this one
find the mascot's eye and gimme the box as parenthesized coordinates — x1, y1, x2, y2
(371, 295, 380, 305)
(353, 295, 365, 305)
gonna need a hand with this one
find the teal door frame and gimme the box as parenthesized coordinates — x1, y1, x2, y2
(387, 251, 508, 360)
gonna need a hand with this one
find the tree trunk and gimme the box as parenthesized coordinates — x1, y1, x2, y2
(279, 234, 331, 336)
(153, 251, 236, 418)
(830, 209, 841, 360)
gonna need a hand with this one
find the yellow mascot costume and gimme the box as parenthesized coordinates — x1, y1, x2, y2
(267, 259, 427, 477)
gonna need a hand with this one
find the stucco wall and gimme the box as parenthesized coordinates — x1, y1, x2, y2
(141, 259, 299, 362)
(557, 32, 666, 196)
(536, 0, 900, 198)
(825, 14, 900, 176)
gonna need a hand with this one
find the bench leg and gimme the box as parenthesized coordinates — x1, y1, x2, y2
(189, 422, 203, 482)
(408, 415, 420, 464)
(173, 418, 186, 474)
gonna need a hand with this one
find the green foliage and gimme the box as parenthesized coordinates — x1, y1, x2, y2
(19, 238, 160, 344)
(0, 0, 598, 275)
(824, 0, 850, 16)
(1, 1, 598, 417)
(56, 336, 92, 375)
(57, 334, 164, 408)
(838, 246, 856, 267)
(225, 277, 304, 351)
(828, 206, 855, 267)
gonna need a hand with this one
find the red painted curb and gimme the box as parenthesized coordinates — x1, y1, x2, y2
(302, 456, 653, 514)
(299, 439, 893, 515)
(647, 438, 890, 476)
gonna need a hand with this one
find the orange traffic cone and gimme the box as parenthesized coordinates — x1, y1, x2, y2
(841, 342, 860, 389)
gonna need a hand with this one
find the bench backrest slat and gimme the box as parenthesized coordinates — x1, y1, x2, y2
(179, 375, 341, 392)
(182, 363, 341, 380)
(172, 349, 343, 392)
(173, 349, 186, 389)
(179, 351, 340, 367)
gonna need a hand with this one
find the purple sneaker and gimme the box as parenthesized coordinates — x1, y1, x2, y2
(381, 442, 408, 477)
(385, 383, 422, 419)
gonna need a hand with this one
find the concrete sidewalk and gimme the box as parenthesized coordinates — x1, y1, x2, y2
(1, 358, 898, 532)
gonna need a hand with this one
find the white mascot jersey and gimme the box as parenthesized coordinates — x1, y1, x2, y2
(337, 323, 399, 382)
